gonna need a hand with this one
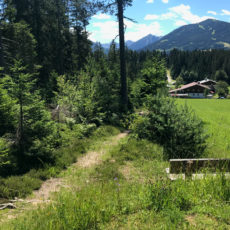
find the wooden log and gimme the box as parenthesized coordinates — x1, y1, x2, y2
(0, 203, 16, 210)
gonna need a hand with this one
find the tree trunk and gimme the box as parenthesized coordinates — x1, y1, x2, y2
(117, 0, 128, 112)
(18, 96, 24, 155)
(0, 25, 3, 67)
(0, 8, 3, 68)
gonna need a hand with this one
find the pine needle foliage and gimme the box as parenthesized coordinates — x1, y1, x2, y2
(131, 95, 207, 159)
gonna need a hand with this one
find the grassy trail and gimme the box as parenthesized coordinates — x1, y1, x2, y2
(0, 130, 128, 225)
(1, 126, 230, 229)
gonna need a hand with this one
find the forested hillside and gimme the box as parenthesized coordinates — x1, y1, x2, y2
(168, 49, 230, 83)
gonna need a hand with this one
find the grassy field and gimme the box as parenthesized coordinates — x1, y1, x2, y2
(177, 99, 230, 158)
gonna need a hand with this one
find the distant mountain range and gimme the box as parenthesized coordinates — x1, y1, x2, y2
(92, 19, 230, 52)
(143, 19, 230, 51)
(92, 34, 161, 52)
(128, 34, 161, 50)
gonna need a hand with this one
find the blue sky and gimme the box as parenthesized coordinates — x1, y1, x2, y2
(87, 0, 230, 43)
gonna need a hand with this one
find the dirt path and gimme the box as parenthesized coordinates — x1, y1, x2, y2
(167, 69, 174, 84)
(0, 131, 128, 222)
(76, 132, 128, 169)
(28, 131, 128, 204)
(26, 178, 65, 205)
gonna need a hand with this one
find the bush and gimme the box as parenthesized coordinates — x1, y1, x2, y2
(91, 125, 120, 140)
(0, 175, 42, 199)
(130, 95, 207, 159)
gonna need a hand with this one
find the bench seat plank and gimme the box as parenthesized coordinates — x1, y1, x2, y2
(170, 158, 230, 174)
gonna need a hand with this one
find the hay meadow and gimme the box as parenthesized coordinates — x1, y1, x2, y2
(178, 99, 230, 158)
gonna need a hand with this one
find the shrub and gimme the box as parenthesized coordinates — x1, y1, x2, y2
(130, 56, 167, 108)
(0, 175, 42, 199)
(130, 95, 207, 159)
(91, 125, 120, 140)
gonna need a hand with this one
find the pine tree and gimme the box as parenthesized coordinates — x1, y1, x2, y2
(4, 59, 57, 170)
(0, 71, 16, 136)
(0, 138, 10, 167)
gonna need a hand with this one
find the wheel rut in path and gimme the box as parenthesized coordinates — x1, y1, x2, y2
(0, 131, 128, 222)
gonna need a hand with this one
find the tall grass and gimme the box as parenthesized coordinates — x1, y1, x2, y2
(177, 99, 230, 158)
(2, 137, 230, 229)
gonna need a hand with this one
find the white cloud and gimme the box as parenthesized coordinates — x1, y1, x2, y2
(162, 0, 169, 3)
(146, 0, 154, 3)
(89, 4, 215, 43)
(175, 20, 187, 26)
(161, 12, 176, 20)
(89, 19, 163, 43)
(221, 9, 230, 16)
(207, 11, 217, 15)
(144, 12, 176, 21)
(144, 14, 159, 20)
(144, 4, 211, 23)
(169, 4, 211, 24)
(125, 22, 163, 41)
(124, 19, 135, 29)
(89, 20, 118, 42)
(92, 13, 111, 20)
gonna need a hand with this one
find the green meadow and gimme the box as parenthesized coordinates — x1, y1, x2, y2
(2, 130, 230, 230)
(177, 99, 230, 158)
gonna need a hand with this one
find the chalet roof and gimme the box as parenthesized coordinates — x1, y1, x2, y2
(199, 78, 216, 84)
(170, 82, 210, 93)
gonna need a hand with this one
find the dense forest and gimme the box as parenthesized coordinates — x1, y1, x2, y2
(0, 0, 167, 179)
(168, 49, 230, 84)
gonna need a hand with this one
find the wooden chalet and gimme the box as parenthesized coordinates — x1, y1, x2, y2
(199, 78, 216, 86)
(170, 82, 213, 98)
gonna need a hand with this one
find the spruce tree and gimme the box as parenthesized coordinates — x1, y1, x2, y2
(5, 59, 57, 170)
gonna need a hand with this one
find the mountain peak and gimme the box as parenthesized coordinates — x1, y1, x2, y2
(128, 34, 161, 51)
(143, 19, 230, 51)
(200, 18, 217, 23)
(199, 18, 230, 26)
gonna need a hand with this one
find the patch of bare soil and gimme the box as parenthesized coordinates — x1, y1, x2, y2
(76, 131, 128, 169)
(120, 162, 135, 181)
(0, 178, 67, 222)
(30, 131, 128, 203)
(27, 178, 65, 205)
(119, 162, 145, 183)
(185, 215, 196, 227)
(113, 131, 129, 141)
(76, 151, 102, 168)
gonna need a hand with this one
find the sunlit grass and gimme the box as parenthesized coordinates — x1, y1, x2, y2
(177, 99, 230, 158)
(2, 135, 230, 230)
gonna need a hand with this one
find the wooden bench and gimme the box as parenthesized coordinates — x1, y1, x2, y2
(167, 158, 230, 180)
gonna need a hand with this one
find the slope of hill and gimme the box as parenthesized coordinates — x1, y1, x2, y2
(126, 40, 134, 47)
(144, 19, 230, 51)
(129, 34, 161, 50)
